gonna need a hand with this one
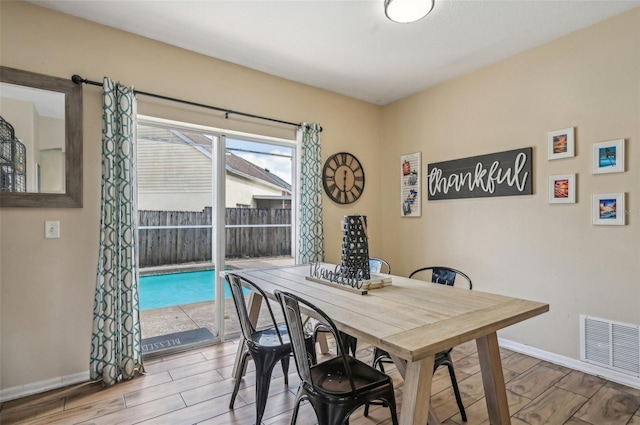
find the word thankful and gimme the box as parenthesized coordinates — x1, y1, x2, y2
(309, 263, 365, 289)
(427, 147, 533, 200)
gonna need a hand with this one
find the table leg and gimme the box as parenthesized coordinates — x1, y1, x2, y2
(391, 354, 439, 425)
(231, 291, 263, 378)
(476, 332, 511, 424)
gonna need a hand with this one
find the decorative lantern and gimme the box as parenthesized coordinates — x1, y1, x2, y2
(341, 215, 370, 280)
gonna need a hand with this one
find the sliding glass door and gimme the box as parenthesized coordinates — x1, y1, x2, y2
(136, 117, 296, 353)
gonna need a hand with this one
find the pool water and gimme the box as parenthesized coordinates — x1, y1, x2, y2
(139, 269, 244, 310)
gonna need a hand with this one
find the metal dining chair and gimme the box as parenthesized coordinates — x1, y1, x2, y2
(369, 257, 391, 274)
(226, 273, 316, 425)
(275, 289, 399, 425)
(369, 266, 472, 422)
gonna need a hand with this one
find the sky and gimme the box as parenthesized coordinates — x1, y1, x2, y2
(227, 138, 293, 185)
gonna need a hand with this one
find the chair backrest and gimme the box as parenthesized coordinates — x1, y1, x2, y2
(409, 266, 472, 289)
(275, 290, 358, 394)
(225, 273, 284, 344)
(369, 257, 391, 274)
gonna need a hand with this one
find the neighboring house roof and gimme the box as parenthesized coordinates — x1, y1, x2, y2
(137, 124, 291, 194)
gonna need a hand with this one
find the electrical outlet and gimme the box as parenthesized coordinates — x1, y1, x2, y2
(45, 220, 60, 239)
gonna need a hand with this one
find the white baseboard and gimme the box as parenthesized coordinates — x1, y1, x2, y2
(0, 371, 90, 403)
(498, 337, 640, 390)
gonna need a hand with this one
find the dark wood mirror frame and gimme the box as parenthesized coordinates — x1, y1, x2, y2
(0, 66, 83, 208)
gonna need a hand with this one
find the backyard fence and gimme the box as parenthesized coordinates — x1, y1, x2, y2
(138, 207, 292, 267)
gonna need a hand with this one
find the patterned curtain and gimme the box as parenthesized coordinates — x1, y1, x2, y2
(90, 77, 143, 386)
(297, 123, 324, 263)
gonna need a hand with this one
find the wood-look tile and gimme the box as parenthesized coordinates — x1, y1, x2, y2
(124, 370, 224, 407)
(446, 389, 532, 425)
(627, 413, 640, 425)
(500, 352, 542, 373)
(169, 353, 236, 380)
(200, 340, 239, 360)
(506, 363, 569, 399)
(604, 380, 640, 398)
(513, 386, 588, 425)
(453, 352, 482, 375)
(27, 396, 125, 425)
(143, 351, 207, 374)
(77, 394, 185, 425)
(4, 339, 637, 425)
(573, 385, 640, 425)
(0, 398, 64, 424)
(430, 386, 476, 421)
(262, 399, 319, 425)
(197, 390, 297, 424)
(563, 417, 594, 425)
(138, 390, 247, 424)
(555, 370, 606, 398)
(64, 372, 173, 410)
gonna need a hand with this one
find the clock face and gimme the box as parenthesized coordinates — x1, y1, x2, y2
(322, 152, 365, 204)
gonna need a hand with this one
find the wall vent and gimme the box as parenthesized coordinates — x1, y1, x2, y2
(580, 315, 640, 377)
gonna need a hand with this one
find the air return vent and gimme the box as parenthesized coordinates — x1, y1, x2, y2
(580, 315, 640, 377)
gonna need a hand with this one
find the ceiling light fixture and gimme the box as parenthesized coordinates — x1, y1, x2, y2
(384, 0, 434, 23)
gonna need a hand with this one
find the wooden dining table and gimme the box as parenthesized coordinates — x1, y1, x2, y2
(228, 264, 549, 425)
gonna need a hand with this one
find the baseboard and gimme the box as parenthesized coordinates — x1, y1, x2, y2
(0, 371, 90, 403)
(498, 337, 640, 390)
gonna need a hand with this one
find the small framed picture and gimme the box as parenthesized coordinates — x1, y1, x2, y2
(548, 127, 575, 160)
(549, 174, 576, 204)
(593, 139, 624, 174)
(400, 152, 421, 217)
(592, 193, 625, 225)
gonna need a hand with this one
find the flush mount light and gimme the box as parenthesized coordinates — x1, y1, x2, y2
(384, 0, 434, 23)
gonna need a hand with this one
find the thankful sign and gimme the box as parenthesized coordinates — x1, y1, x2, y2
(427, 147, 533, 200)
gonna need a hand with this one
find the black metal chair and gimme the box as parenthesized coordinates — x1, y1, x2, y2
(369, 266, 472, 422)
(226, 273, 316, 425)
(369, 257, 391, 274)
(275, 290, 399, 425)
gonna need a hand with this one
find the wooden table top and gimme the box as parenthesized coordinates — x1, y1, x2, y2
(231, 264, 549, 362)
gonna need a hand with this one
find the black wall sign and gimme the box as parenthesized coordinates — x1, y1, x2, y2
(427, 147, 533, 200)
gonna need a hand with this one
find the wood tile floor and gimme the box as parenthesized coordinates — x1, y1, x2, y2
(1, 338, 639, 425)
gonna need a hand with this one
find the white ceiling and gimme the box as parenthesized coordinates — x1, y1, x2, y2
(29, 0, 640, 105)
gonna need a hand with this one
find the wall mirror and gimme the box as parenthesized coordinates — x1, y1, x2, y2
(0, 66, 82, 207)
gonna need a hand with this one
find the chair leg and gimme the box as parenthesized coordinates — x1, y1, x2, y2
(281, 355, 290, 385)
(254, 355, 281, 425)
(445, 361, 467, 422)
(229, 350, 250, 408)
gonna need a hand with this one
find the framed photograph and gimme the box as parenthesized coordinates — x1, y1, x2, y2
(593, 139, 624, 174)
(400, 152, 421, 217)
(548, 174, 575, 204)
(548, 127, 575, 160)
(592, 193, 625, 225)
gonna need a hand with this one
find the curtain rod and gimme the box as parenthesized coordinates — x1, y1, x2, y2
(71, 75, 322, 132)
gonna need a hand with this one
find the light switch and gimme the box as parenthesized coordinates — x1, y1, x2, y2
(45, 220, 60, 239)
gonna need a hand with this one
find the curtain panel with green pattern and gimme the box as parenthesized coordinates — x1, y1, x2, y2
(297, 123, 324, 263)
(90, 77, 143, 386)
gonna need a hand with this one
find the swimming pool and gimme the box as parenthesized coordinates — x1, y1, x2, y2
(139, 269, 244, 310)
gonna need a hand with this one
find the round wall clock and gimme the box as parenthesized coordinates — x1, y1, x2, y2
(322, 152, 365, 204)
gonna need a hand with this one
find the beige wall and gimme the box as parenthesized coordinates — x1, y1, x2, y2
(0, 1, 381, 393)
(381, 9, 640, 359)
(1, 0, 638, 396)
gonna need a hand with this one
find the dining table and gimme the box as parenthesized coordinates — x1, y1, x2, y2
(228, 264, 549, 425)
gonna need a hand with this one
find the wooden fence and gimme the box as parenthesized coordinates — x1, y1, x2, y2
(138, 207, 292, 267)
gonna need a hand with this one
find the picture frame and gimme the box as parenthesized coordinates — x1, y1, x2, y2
(548, 174, 576, 204)
(400, 152, 421, 217)
(592, 193, 625, 225)
(592, 139, 624, 174)
(547, 127, 575, 160)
